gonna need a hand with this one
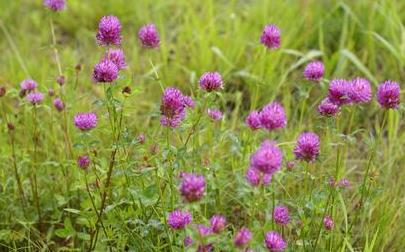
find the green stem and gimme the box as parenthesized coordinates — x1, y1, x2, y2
(10, 131, 27, 215)
(50, 16, 62, 76)
(155, 169, 173, 252)
(92, 86, 123, 251)
(32, 105, 42, 226)
(84, 172, 108, 251)
(184, 97, 208, 147)
(313, 189, 332, 250)
(350, 111, 387, 232)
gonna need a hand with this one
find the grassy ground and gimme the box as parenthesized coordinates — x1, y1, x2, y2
(0, 0, 404, 251)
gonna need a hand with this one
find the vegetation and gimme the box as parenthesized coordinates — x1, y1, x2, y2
(0, 0, 404, 251)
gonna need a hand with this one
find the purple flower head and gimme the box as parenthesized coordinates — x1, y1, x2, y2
(48, 88, 55, 96)
(293, 132, 320, 162)
(197, 243, 213, 252)
(77, 155, 90, 169)
(196, 224, 212, 237)
(328, 177, 336, 188)
(259, 102, 287, 130)
(250, 140, 283, 175)
(273, 205, 290, 226)
(286, 160, 296, 170)
(376, 80, 400, 109)
(74, 112, 97, 131)
(53, 98, 65, 112)
(160, 110, 186, 128)
(179, 172, 205, 202)
(44, 0, 65, 11)
(199, 72, 223, 92)
(234, 227, 252, 247)
(210, 215, 226, 233)
(328, 79, 351, 105)
(246, 110, 262, 130)
(246, 167, 272, 187)
(260, 24, 281, 49)
(304, 61, 324, 82)
(0, 86, 5, 97)
(323, 216, 334, 230)
(20, 79, 38, 92)
(138, 24, 160, 48)
(56, 75, 65, 86)
(160, 87, 193, 128)
(167, 209, 192, 230)
(137, 133, 146, 144)
(26, 92, 44, 105)
(93, 59, 119, 83)
(318, 98, 340, 117)
(104, 48, 126, 70)
(7, 123, 14, 131)
(96, 16, 121, 46)
(264, 231, 286, 251)
(207, 108, 223, 121)
(337, 178, 350, 189)
(348, 77, 372, 103)
(183, 95, 195, 108)
(184, 236, 193, 247)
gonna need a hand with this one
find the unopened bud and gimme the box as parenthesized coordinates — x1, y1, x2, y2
(122, 86, 132, 96)
(7, 122, 15, 130)
(0, 86, 6, 97)
(56, 75, 65, 86)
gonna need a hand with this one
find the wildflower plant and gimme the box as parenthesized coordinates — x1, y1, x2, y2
(0, 1, 403, 252)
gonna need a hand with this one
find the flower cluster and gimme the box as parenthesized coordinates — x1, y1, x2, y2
(160, 87, 194, 128)
(210, 215, 226, 233)
(77, 155, 90, 169)
(323, 216, 334, 230)
(53, 98, 65, 112)
(74, 112, 98, 131)
(93, 59, 119, 83)
(96, 15, 121, 46)
(273, 205, 290, 226)
(26, 92, 44, 105)
(327, 79, 351, 106)
(265, 231, 286, 251)
(20, 79, 38, 92)
(245, 140, 282, 188)
(44, 0, 65, 11)
(317, 77, 387, 117)
(104, 48, 127, 70)
(304, 61, 324, 82)
(199, 72, 223, 92)
(167, 209, 192, 230)
(234, 227, 252, 247)
(179, 172, 205, 202)
(348, 77, 372, 103)
(293, 132, 320, 162)
(318, 98, 340, 117)
(250, 140, 283, 175)
(245, 166, 272, 187)
(138, 24, 160, 48)
(376, 80, 400, 109)
(260, 24, 281, 49)
(207, 108, 223, 121)
(246, 102, 287, 131)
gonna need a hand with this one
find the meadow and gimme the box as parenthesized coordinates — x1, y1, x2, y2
(0, 0, 404, 251)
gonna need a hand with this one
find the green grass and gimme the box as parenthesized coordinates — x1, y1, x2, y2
(0, 0, 404, 251)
